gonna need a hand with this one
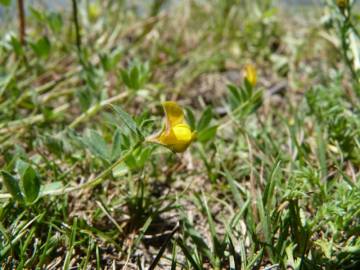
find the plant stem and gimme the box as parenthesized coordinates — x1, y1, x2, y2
(17, 0, 26, 45)
(341, 16, 358, 82)
(0, 104, 69, 134)
(44, 141, 142, 194)
(72, 0, 82, 53)
(69, 92, 128, 129)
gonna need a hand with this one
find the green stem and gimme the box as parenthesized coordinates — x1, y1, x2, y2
(49, 140, 143, 194)
(340, 8, 359, 83)
(0, 104, 69, 134)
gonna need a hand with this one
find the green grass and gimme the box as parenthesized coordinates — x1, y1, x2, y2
(1, 0, 360, 269)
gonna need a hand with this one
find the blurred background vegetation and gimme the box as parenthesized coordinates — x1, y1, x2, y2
(0, 0, 360, 269)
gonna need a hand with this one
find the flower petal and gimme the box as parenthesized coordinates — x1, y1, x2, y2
(172, 123, 193, 143)
(245, 64, 257, 86)
(146, 101, 195, 153)
(162, 101, 185, 128)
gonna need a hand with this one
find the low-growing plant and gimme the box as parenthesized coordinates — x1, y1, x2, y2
(1, 0, 360, 269)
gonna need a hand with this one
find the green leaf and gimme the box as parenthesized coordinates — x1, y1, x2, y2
(227, 83, 262, 119)
(44, 135, 64, 157)
(47, 12, 63, 34)
(40, 181, 63, 196)
(111, 105, 143, 138)
(130, 66, 140, 90)
(112, 163, 129, 177)
(227, 84, 241, 109)
(136, 147, 153, 169)
(30, 7, 46, 21)
(0, 70, 16, 97)
(111, 128, 122, 160)
(83, 129, 111, 162)
(10, 36, 23, 56)
(120, 70, 131, 89)
(120, 133, 131, 150)
(21, 166, 41, 204)
(185, 107, 196, 130)
(176, 238, 202, 270)
(76, 87, 93, 111)
(102, 49, 122, 71)
(30, 36, 51, 58)
(262, 160, 281, 210)
(222, 169, 243, 209)
(120, 62, 150, 90)
(124, 154, 137, 169)
(200, 192, 222, 262)
(197, 107, 213, 131)
(244, 76, 253, 91)
(197, 125, 218, 143)
(100, 54, 111, 72)
(139, 62, 150, 87)
(133, 216, 152, 250)
(15, 159, 30, 178)
(1, 170, 24, 202)
(315, 124, 328, 183)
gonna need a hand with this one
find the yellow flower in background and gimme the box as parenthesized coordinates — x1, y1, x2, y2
(244, 64, 257, 87)
(146, 101, 196, 153)
(88, 2, 101, 21)
(336, 0, 348, 9)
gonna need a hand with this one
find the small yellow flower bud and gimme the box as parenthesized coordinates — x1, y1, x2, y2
(88, 2, 101, 21)
(336, 0, 348, 9)
(244, 64, 257, 87)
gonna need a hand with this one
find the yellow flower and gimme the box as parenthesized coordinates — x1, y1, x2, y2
(244, 64, 257, 87)
(88, 2, 101, 21)
(146, 101, 196, 153)
(336, 0, 348, 9)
